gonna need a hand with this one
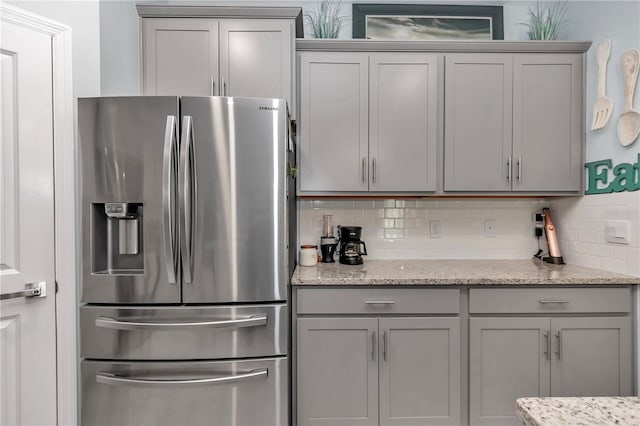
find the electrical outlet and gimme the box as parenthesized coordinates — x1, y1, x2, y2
(430, 220, 441, 238)
(484, 220, 497, 237)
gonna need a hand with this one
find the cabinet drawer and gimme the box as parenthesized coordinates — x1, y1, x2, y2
(297, 288, 460, 314)
(469, 287, 631, 314)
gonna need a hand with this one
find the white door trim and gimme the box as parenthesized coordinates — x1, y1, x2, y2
(1, 5, 76, 425)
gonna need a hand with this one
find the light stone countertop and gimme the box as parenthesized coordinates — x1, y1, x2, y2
(516, 397, 640, 425)
(291, 259, 640, 286)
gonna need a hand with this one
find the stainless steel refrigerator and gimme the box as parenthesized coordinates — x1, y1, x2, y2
(78, 96, 295, 426)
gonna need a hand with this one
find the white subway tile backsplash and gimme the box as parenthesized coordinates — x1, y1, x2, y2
(550, 191, 640, 277)
(299, 198, 543, 260)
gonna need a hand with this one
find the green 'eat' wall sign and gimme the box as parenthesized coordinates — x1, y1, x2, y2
(585, 153, 640, 194)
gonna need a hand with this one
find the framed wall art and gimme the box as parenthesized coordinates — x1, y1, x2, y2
(352, 4, 504, 40)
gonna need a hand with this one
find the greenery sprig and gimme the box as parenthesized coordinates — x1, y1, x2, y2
(305, 0, 345, 39)
(524, 1, 569, 40)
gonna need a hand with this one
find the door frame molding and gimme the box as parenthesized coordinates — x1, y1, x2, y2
(1, 5, 76, 425)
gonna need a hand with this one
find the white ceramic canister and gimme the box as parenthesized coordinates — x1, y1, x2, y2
(299, 245, 318, 266)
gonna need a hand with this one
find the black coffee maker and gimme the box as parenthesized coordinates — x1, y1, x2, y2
(337, 226, 367, 265)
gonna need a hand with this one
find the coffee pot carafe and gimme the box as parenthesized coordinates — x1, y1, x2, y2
(337, 226, 367, 265)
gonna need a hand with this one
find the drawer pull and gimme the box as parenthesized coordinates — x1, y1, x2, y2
(95, 315, 267, 331)
(96, 368, 267, 388)
(365, 300, 396, 305)
(538, 300, 570, 304)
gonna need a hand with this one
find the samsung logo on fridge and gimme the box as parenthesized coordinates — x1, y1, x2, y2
(259, 106, 279, 111)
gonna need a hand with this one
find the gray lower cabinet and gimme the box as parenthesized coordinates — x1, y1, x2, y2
(469, 316, 632, 426)
(379, 318, 460, 426)
(444, 53, 583, 193)
(298, 51, 439, 194)
(297, 316, 460, 426)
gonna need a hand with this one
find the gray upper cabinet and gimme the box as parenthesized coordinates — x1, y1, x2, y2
(142, 18, 219, 96)
(298, 51, 440, 194)
(218, 20, 292, 102)
(512, 54, 583, 192)
(139, 7, 301, 111)
(297, 317, 379, 426)
(444, 54, 513, 192)
(299, 52, 369, 192)
(369, 54, 438, 192)
(444, 53, 584, 193)
(379, 317, 460, 426)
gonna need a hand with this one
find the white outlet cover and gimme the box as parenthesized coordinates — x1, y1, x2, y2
(430, 220, 441, 238)
(605, 220, 630, 245)
(484, 220, 497, 237)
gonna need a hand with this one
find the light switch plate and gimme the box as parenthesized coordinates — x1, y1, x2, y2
(605, 220, 630, 245)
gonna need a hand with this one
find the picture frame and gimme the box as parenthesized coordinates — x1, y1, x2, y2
(352, 4, 504, 41)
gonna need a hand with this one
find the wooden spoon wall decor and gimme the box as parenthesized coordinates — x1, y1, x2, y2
(617, 49, 640, 146)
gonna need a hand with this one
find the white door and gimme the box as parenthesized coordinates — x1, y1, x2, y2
(0, 18, 57, 425)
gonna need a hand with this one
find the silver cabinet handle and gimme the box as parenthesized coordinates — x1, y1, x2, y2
(362, 157, 366, 183)
(372, 157, 376, 183)
(539, 300, 570, 304)
(0, 281, 46, 300)
(365, 300, 396, 305)
(179, 116, 196, 284)
(96, 368, 267, 388)
(371, 331, 376, 361)
(162, 116, 178, 284)
(95, 314, 267, 331)
(555, 331, 561, 359)
(210, 77, 215, 96)
(222, 76, 226, 96)
(507, 157, 512, 181)
(544, 331, 550, 360)
(383, 331, 387, 361)
(517, 156, 522, 182)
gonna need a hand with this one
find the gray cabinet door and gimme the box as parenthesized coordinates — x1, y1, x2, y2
(512, 54, 583, 192)
(219, 19, 292, 105)
(469, 318, 550, 426)
(550, 317, 632, 397)
(379, 317, 460, 426)
(299, 52, 369, 192)
(444, 54, 512, 192)
(369, 53, 439, 192)
(142, 18, 219, 96)
(297, 317, 378, 426)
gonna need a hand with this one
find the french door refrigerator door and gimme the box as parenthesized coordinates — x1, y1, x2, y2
(180, 97, 288, 303)
(78, 97, 181, 304)
(81, 358, 287, 426)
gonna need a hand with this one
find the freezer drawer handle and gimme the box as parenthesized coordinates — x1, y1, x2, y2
(94, 314, 268, 331)
(538, 300, 570, 304)
(96, 368, 268, 387)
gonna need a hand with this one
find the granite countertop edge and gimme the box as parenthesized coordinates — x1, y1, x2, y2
(515, 396, 640, 426)
(291, 259, 640, 286)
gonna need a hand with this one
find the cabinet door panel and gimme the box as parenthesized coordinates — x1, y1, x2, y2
(513, 54, 583, 192)
(219, 20, 292, 104)
(369, 54, 439, 192)
(297, 317, 378, 426)
(444, 54, 512, 192)
(142, 19, 218, 96)
(551, 317, 632, 397)
(299, 52, 369, 192)
(469, 318, 550, 426)
(379, 317, 460, 426)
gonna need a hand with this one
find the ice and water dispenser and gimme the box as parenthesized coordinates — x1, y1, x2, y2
(92, 202, 144, 274)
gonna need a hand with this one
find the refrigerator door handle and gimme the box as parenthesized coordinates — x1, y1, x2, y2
(162, 116, 178, 284)
(94, 314, 268, 331)
(179, 115, 196, 283)
(96, 368, 268, 388)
